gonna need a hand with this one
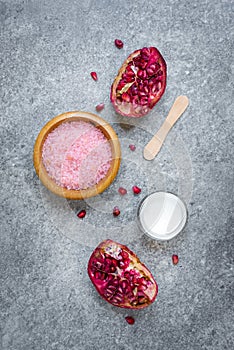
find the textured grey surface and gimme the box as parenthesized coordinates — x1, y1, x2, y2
(0, 0, 233, 349)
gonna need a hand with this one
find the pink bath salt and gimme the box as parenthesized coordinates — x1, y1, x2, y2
(42, 121, 112, 190)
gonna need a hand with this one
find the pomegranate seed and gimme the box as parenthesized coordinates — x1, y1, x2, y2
(113, 206, 120, 216)
(114, 39, 124, 49)
(172, 254, 179, 265)
(118, 187, 127, 195)
(129, 144, 136, 151)
(117, 80, 125, 91)
(122, 92, 130, 102)
(132, 186, 141, 195)
(96, 103, 105, 112)
(90, 71, 98, 81)
(125, 316, 135, 325)
(77, 210, 86, 219)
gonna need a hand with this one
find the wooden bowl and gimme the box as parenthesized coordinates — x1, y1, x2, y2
(33, 111, 121, 199)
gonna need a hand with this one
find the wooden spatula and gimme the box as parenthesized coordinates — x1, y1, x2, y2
(143, 95, 189, 160)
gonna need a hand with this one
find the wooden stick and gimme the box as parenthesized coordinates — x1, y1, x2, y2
(143, 96, 189, 160)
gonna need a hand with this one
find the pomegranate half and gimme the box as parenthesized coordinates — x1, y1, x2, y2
(88, 239, 158, 309)
(110, 47, 167, 117)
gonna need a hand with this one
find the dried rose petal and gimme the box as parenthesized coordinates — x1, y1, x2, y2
(90, 71, 98, 81)
(113, 206, 120, 216)
(96, 103, 105, 112)
(129, 144, 136, 151)
(125, 316, 135, 325)
(118, 187, 127, 195)
(77, 210, 86, 219)
(132, 186, 141, 195)
(172, 254, 179, 265)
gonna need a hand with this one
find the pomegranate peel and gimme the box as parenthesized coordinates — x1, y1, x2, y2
(88, 239, 158, 309)
(110, 47, 166, 117)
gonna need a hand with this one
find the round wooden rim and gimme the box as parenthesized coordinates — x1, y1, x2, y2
(33, 111, 121, 199)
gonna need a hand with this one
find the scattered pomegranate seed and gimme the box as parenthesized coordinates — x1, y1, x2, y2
(118, 187, 127, 195)
(77, 210, 86, 219)
(172, 254, 179, 265)
(129, 144, 136, 151)
(96, 103, 105, 112)
(125, 316, 135, 325)
(113, 206, 120, 216)
(114, 39, 124, 49)
(132, 186, 141, 195)
(90, 71, 98, 81)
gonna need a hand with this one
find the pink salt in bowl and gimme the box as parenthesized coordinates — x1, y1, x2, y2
(33, 111, 121, 199)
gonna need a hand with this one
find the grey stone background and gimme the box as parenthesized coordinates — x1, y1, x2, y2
(0, 0, 233, 349)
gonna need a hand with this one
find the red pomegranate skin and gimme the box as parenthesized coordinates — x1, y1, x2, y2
(110, 47, 167, 118)
(88, 239, 158, 309)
